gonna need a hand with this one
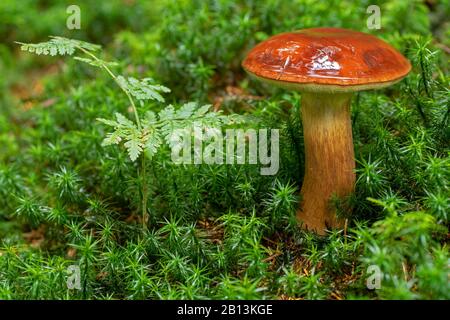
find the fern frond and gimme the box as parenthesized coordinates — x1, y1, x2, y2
(158, 102, 246, 145)
(124, 138, 144, 162)
(101, 131, 123, 146)
(114, 112, 135, 128)
(175, 102, 197, 119)
(74, 56, 118, 68)
(116, 76, 170, 102)
(143, 130, 162, 158)
(96, 118, 119, 127)
(158, 105, 176, 121)
(16, 36, 100, 56)
(97, 104, 246, 162)
(52, 36, 101, 52)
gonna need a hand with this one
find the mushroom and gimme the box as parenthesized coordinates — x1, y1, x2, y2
(242, 27, 411, 235)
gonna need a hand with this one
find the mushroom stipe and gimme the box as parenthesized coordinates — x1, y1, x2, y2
(242, 27, 411, 235)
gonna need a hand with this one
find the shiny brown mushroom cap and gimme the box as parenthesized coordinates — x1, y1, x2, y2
(242, 28, 411, 92)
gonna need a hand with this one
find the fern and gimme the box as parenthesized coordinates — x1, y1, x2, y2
(16, 36, 174, 160)
(16, 36, 100, 56)
(98, 113, 141, 161)
(17, 36, 245, 229)
(97, 103, 244, 162)
(116, 76, 170, 102)
(74, 56, 119, 68)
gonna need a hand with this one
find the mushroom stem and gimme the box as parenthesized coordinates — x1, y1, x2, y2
(297, 92, 355, 235)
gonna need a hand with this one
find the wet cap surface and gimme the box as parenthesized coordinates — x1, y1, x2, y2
(242, 28, 411, 89)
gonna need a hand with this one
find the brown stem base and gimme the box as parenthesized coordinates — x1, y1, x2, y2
(297, 92, 355, 235)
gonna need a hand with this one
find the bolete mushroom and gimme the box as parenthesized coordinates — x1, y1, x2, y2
(242, 27, 411, 235)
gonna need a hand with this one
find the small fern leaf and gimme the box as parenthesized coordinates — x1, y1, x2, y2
(74, 56, 118, 68)
(124, 138, 143, 162)
(194, 104, 212, 117)
(116, 76, 170, 102)
(142, 111, 157, 127)
(158, 105, 175, 121)
(144, 131, 162, 158)
(16, 36, 100, 57)
(96, 118, 119, 127)
(115, 113, 135, 128)
(102, 131, 123, 146)
(49, 36, 101, 52)
(176, 102, 197, 119)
